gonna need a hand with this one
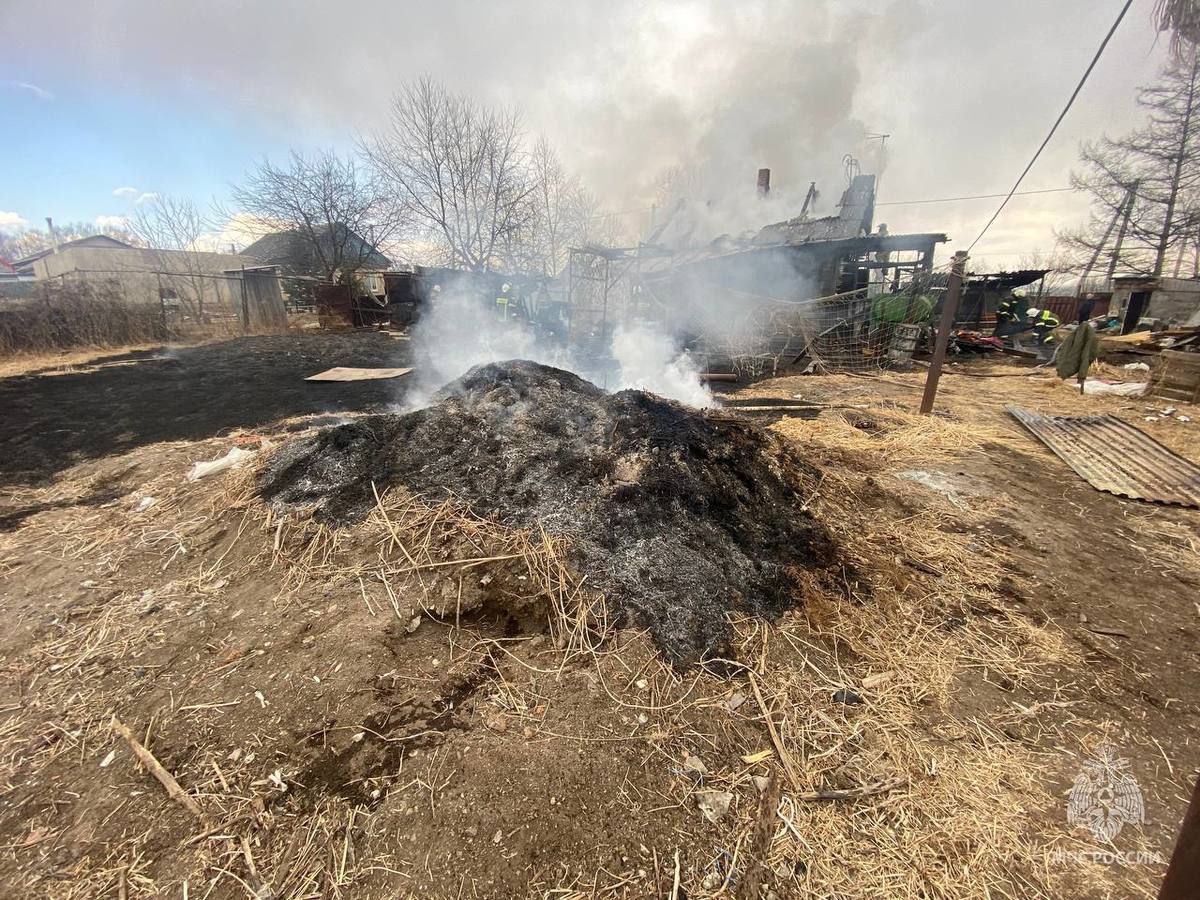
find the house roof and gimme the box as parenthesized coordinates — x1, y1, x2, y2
(14, 234, 135, 271)
(242, 225, 391, 274)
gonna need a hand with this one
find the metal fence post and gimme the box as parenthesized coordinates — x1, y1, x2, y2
(240, 266, 250, 334)
(920, 250, 968, 415)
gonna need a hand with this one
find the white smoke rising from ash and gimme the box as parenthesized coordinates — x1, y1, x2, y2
(609, 322, 711, 407)
(404, 285, 712, 409)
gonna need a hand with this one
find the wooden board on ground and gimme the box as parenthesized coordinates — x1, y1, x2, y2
(305, 367, 413, 382)
(1149, 350, 1200, 404)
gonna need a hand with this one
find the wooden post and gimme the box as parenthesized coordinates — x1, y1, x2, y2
(239, 266, 250, 333)
(920, 250, 967, 415)
(156, 273, 166, 332)
(1159, 775, 1200, 900)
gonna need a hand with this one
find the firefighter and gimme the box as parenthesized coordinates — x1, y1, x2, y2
(993, 293, 1022, 337)
(496, 283, 512, 320)
(1024, 306, 1061, 359)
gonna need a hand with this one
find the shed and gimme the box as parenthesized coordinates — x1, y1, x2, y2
(1111, 276, 1200, 333)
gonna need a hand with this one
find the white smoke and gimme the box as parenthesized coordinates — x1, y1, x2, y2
(405, 284, 712, 409)
(609, 322, 711, 407)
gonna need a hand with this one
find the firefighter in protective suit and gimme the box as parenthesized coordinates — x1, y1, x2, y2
(1024, 307, 1061, 359)
(993, 294, 1022, 337)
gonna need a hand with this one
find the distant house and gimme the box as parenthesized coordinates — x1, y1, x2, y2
(16, 234, 279, 323)
(241, 225, 392, 280)
(12, 234, 136, 276)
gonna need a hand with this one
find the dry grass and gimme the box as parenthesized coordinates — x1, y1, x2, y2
(771, 402, 1024, 468)
(0, 402, 1170, 898)
(0, 283, 171, 357)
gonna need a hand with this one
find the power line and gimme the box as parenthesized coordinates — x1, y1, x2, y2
(593, 186, 1076, 221)
(876, 187, 1073, 206)
(966, 0, 1134, 252)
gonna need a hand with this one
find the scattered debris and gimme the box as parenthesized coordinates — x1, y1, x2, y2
(1124, 362, 1151, 372)
(1081, 380, 1148, 397)
(832, 688, 864, 705)
(305, 366, 414, 382)
(894, 470, 970, 509)
(186, 447, 256, 481)
(110, 716, 207, 822)
(696, 790, 734, 823)
(1007, 405, 1200, 507)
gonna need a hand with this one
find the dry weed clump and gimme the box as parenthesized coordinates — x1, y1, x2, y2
(771, 404, 1023, 469)
(0, 282, 171, 356)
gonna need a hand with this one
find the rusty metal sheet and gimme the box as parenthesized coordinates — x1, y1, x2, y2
(1007, 405, 1200, 507)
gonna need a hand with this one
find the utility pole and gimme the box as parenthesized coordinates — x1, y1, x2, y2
(1077, 184, 1129, 297)
(920, 250, 968, 415)
(1104, 180, 1138, 283)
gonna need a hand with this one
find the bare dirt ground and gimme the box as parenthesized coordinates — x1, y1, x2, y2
(0, 334, 1196, 899)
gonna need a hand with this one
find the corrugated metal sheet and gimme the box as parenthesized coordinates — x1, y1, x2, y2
(1007, 405, 1200, 507)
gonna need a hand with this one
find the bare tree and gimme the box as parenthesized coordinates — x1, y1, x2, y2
(1060, 47, 1200, 277)
(1014, 250, 1078, 297)
(1156, 0, 1200, 56)
(364, 78, 536, 272)
(501, 137, 600, 275)
(129, 195, 213, 319)
(1, 220, 139, 262)
(231, 149, 399, 283)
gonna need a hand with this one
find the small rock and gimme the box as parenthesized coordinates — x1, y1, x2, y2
(406, 616, 421, 634)
(701, 871, 723, 891)
(752, 775, 772, 794)
(492, 829, 503, 844)
(726, 691, 747, 712)
(832, 687, 864, 705)
(696, 790, 734, 823)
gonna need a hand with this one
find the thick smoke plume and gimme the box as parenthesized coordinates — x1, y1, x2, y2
(406, 285, 711, 409)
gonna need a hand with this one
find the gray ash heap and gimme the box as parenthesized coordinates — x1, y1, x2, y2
(259, 360, 842, 664)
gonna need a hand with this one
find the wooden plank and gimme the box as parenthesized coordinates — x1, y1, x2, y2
(305, 367, 414, 382)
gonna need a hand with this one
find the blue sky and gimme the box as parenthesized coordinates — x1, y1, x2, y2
(1, 79, 302, 229)
(0, 0, 1174, 266)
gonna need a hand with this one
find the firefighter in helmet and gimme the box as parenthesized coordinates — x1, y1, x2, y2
(1024, 306, 1061, 359)
(993, 293, 1022, 337)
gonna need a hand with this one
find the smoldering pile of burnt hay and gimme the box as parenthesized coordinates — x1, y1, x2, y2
(258, 360, 844, 664)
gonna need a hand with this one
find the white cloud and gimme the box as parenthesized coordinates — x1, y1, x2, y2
(113, 186, 140, 199)
(135, 192, 160, 205)
(191, 212, 271, 253)
(6, 80, 53, 101)
(0, 211, 29, 233)
(94, 214, 129, 230)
